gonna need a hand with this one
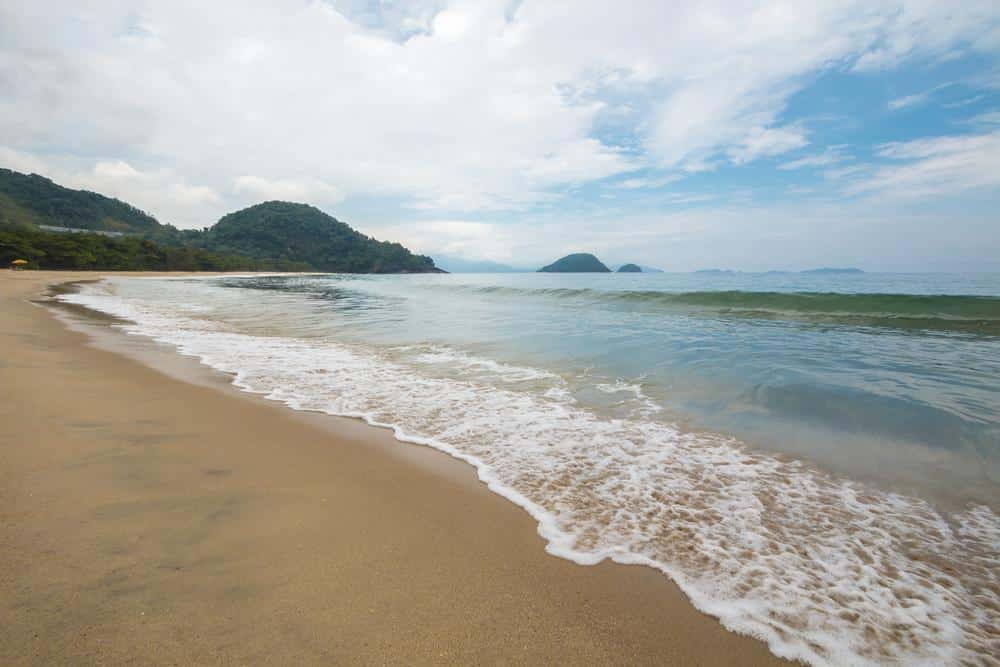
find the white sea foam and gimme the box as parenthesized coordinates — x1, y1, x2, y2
(595, 377, 664, 418)
(59, 279, 1000, 666)
(404, 344, 561, 384)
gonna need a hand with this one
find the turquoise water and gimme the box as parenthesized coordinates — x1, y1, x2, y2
(219, 271, 1000, 507)
(62, 272, 1000, 665)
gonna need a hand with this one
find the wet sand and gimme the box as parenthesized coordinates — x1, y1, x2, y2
(0, 271, 790, 665)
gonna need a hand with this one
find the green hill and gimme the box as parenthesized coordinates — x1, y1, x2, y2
(0, 168, 440, 273)
(202, 202, 440, 273)
(538, 253, 611, 273)
(0, 168, 161, 233)
(617, 263, 642, 273)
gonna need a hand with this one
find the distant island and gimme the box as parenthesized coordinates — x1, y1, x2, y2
(695, 267, 864, 275)
(612, 264, 664, 273)
(538, 253, 611, 273)
(0, 168, 441, 273)
(432, 255, 525, 273)
(801, 267, 864, 274)
(617, 263, 642, 273)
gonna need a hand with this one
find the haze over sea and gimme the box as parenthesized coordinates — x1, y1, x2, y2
(63, 271, 999, 666)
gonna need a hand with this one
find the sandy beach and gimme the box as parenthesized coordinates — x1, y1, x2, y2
(0, 271, 789, 666)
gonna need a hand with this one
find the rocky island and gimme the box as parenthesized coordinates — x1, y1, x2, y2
(538, 253, 611, 273)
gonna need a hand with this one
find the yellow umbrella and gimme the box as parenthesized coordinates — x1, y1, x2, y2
(11, 259, 29, 265)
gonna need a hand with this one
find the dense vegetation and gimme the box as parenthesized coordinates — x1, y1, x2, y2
(538, 253, 611, 273)
(0, 169, 441, 273)
(0, 223, 256, 271)
(200, 202, 439, 273)
(617, 263, 642, 273)
(0, 168, 161, 233)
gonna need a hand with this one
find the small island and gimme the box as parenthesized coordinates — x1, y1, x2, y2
(617, 263, 642, 273)
(538, 253, 611, 273)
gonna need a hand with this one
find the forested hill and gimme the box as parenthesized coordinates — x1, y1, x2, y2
(0, 168, 441, 273)
(0, 168, 161, 233)
(203, 202, 440, 273)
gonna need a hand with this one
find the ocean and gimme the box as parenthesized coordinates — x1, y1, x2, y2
(60, 272, 1000, 666)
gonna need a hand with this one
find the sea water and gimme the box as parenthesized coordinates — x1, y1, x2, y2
(60, 272, 1000, 665)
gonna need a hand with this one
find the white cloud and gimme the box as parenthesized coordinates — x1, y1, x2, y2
(779, 145, 849, 170)
(887, 82, 955, 110)
(0, 0, 997, 230)
(967, 110, 1000, 126)
(234, 175, 344, 204)
(525, 138, 634, 187)
(614, 175, 681, 190)
(942, 94, 985, 109)
(888, 92, 930, 110)
(823, 164, 870, 181)
(850, 131, 1000, 198)
(852, 1, 1000, 72)
(0, 146, 47, 174)
(370, 220, 517, 262)
(75, 160, 221, 216)
(661, 193, 716, 205)
(727, 125, 808, 165)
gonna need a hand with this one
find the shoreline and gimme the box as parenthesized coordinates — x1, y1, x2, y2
(1, 271, 789, 665)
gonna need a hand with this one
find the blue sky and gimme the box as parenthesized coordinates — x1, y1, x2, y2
(2, 1, 999, 270)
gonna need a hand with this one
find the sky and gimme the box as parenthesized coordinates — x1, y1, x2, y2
(2, 1, 999, 271)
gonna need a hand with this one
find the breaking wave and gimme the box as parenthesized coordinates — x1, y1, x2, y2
(420, 285, 1000, 334)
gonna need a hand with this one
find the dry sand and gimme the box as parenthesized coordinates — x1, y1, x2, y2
(0, 271, 790, 665)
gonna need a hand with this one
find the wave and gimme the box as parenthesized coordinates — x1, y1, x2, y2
(57, 279, 1000, 666)
(425, 285, 1000, 334)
